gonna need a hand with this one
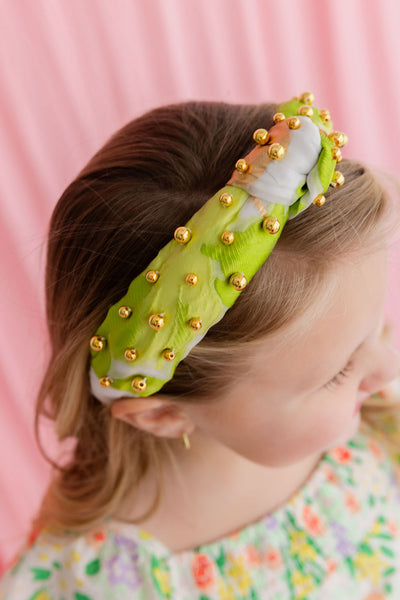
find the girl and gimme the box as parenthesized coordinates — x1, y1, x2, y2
(1, 94, 400, 599)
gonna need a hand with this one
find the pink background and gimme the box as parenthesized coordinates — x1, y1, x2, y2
(1, 0, 400, 571)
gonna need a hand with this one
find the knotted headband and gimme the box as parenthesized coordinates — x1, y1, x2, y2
(89, 93, 347, 403)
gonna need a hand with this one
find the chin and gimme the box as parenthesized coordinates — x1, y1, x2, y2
(324, 412, 361, 451)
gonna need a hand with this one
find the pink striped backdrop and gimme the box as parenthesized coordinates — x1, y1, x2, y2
(1, 0, 400, 570)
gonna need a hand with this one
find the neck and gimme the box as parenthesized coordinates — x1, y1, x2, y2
(116, 429, 322, 553)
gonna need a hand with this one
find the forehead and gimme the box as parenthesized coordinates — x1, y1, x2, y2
(249, 248, 388, 394)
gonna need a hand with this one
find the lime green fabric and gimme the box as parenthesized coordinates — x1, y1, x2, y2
(277, 98, 333, 135)
(90, 95, 343, 401)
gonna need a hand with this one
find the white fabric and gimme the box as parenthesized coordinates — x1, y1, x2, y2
(246, 117, 321, 206)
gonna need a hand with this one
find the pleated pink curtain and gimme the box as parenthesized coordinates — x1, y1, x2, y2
(1, 0, 400, 571)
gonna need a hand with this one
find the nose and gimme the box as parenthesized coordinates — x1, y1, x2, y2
(359, 343, 400, 396)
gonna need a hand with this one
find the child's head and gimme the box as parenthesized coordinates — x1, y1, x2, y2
(35, 99, 398, 533)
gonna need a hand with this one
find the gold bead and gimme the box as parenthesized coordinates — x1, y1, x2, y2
(131, 376, 147, 393)
(189, 317, 202, 330)
(313, 194, 326, 207)
(319, 109, 331, 123)
(331, 171, 345, 187)
(174, 227, 192, 244)
(273, 112, 286, 123)
(329, 131, 348, 147)
(230, 272, 247, 291)
(145, 270, 159, 283)
(124, 348, 137, 361)
(297, 105, 314, 118)
(149, 313, 165, 330)
(263, 216, 281, 234)
(235, 158, 250, 173)
(268, 143, 286, 160)
(99, 376, 113, 388)
(90, 335, 106, 351)
(221, 231, 234, 245)
(118, 306, 132, 319)
(287, 116, 301, 130)
(299, 91, 315, 105)
(185, 273, 198, 286)
(253, 128, 270, 145)
(331, 147, 342, 162)
(162, 348, 175, 361)
(219, 192, 233, 207)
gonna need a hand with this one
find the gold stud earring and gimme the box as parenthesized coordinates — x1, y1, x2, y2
(90, 335, 106, 351)
(145, 270, 160, 283)
(219, 192, 233, 207)
(235, 159, 250, 173)
(174, 227, 192, 244)
(229, 273, 247, 291)
(182, 433, 191, 450)
(131, 376, 147, 393)
(118, 306, 132, 319)
(263, 216, 281, 234)
(268, 143, 286, 160)
(185, 273, 198, 286)
(253, 128, 270, 145)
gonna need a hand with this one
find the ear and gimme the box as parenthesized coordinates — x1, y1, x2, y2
(110, 396, 195, 440)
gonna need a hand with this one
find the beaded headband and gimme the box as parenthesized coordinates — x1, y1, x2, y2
(89, 93, 347, 404)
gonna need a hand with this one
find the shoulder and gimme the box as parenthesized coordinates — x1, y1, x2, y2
(0, 523, 162, 600)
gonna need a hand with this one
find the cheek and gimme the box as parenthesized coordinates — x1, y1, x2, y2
(193, 387, 360, 467)
(302, 387, 356, 429)
(297, 387, 361, 446)
(245, 391, 359, 466)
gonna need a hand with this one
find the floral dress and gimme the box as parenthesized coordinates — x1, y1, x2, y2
(1, 380, 400, 600)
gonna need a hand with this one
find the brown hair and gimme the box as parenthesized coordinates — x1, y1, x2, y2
(33, 100, 397, 537)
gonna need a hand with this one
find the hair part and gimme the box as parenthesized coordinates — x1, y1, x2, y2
(32, 100, 397, 538)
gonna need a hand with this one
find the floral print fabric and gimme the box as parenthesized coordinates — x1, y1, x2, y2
(1, 383, 400, 599)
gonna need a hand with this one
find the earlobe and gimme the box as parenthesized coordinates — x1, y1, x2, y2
(110, 396, 194, 440)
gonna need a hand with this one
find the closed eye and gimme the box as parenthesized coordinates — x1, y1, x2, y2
(324, 360, 355, 391)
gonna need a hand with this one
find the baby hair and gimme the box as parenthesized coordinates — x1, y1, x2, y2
(33, 100, 397, 537)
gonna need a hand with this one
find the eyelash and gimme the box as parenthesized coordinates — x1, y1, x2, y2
(324, 360, 355, 390)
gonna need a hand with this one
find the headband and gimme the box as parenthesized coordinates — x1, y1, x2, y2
(89, 93, 347, 404)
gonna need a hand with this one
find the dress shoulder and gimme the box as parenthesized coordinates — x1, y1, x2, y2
(0, 524, 162, 600)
